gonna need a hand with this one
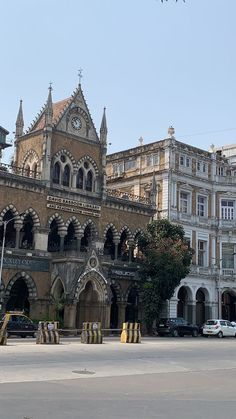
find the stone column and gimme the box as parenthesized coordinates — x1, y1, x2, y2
(114, 242, 119, 260)
(72, 170, 77, 189)
(117, 301, 126, 328)
(102, 302, 111, 329)
(59, 232, 67, 252)
(187, 300, 196, 324)
(15, 225, 21, 249)
(128, 245, 134, 263)
(64, 302, 77, 329)
(205, 302, 212, 321)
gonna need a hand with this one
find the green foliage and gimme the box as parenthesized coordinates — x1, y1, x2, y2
(51, 294, 66, 325)
(138, 220, 193, 331)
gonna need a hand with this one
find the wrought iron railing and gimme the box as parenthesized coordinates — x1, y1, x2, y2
(0, 162, 41, 180)
(106, 189, 151, 205)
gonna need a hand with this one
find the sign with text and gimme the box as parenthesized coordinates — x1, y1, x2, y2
(3, 257, 49, 272)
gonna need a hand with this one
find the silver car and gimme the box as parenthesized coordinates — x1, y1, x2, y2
(203, 319, 236, 338)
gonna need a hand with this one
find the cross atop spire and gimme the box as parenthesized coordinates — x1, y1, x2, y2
(78, 68, 83, 85)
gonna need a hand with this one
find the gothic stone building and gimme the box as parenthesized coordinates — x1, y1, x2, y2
(107, 130, 236, 325)
(0, 83, 155, 329)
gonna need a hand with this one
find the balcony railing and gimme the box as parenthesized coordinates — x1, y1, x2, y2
(106, 189, 151, 205)
(0, 162, 41, 180)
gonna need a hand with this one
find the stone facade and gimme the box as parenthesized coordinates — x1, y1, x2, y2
(0, 84, 155, 330)
(107, 131, 236, 325)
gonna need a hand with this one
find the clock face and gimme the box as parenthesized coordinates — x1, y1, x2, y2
(71, 116, 82, 130)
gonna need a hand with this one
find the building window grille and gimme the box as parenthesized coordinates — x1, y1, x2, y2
(198, 240, 207, 266)
(197, 195, 207, 217)
(221, 200, 234, 220)
(180, 155, 191, 169)
(146, 154, 159, 166)
(124, 160, 136, 171)
(217, 166, 224, 176)
(180, 192, 189, 214)
(113, 162, 124, 175)
(222, 243, 234, 269)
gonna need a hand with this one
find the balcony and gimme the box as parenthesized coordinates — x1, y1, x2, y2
(106, 188, 151, 205)
(0, 162, 41, 180)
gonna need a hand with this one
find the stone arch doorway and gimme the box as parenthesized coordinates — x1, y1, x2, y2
(222, 290, 236, 321)
(6, 278, 30, 315)
(75, 272, 109, 329)
(177, 286, 192, 321)
(110, 286, 118, 329)
(76, 281, 101, 328)
(196, 289, 206, 326)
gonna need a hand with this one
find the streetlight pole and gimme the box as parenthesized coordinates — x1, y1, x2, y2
(0, 214, 24, 312)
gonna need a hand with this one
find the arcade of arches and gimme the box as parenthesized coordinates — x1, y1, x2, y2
(176, 285, 236, 325)
(3, 272, 141, 329)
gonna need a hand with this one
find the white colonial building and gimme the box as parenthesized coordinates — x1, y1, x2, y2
(106, 129, 236, 325)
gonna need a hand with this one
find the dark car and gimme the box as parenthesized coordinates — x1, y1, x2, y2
(157, 317, 199, 337)
(0, 312, 38, 338)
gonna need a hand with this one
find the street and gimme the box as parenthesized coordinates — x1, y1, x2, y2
(1, 336, 236, 418)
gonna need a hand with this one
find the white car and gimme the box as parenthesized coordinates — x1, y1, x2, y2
(202, 319, 236, 338)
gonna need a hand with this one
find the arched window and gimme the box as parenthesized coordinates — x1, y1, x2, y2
(47, 220, 60, 252)
(86, 170, 93, 192)
(53, 162, 60, 184)
(25, 165, 30, 177)
(62, 164, 70, 187)
(64, 223, 77, 251)
(118, 231, 128, 260)
(76, 168, 84, 189)
(32, 163, 38, 179)
(80, 225, 92, 252)
(104, 228, 115, 259)
(20, 214, 34, 249)
(0, 210, 16, 248)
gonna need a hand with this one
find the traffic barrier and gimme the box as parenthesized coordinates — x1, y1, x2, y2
(120, 322, 141, 343)
(0, 329, 7, 345)
(81, 322, 103, 344)
(0, 314, 10, 345)
(36, 321, 60, 344)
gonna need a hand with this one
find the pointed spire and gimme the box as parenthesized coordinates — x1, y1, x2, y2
(45, 83, 53, 127)
(100, 107, 108, 145)
(15, 100, 24, 138)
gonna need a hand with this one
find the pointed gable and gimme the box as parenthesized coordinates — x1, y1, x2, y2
(27, 84, 99, 142)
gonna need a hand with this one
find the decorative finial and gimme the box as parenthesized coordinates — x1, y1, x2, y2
(138, 136, 144, 146)
(78, 68, 83, 84)
(209, 144, 216, 153)
(168, 126, 175, 139)
(49, 82, 53, 91)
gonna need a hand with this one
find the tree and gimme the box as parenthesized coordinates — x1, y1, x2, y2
(138, 219, 193, 332)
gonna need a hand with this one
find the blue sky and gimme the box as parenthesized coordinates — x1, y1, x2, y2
(1, 0, 236, 162)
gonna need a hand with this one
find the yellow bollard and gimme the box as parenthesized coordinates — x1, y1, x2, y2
(120, 322, 141, 343)
(36, 321, 60, 344)
(81, 322, 103, 344)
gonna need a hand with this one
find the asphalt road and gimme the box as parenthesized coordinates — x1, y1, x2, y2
(1, 336, 236, 419)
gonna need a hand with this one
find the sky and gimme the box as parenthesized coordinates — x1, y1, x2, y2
(1, 0, 236, 163)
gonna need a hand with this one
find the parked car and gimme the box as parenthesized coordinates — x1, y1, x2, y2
(157, 317, 199, 337)
(202, 319, 236, 338)
(0, 312, 38, 338)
